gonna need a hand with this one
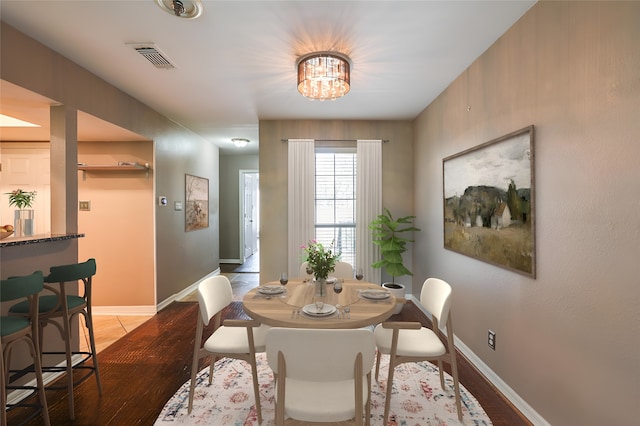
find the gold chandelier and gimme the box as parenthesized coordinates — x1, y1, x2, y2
(296, 52, 351, 101)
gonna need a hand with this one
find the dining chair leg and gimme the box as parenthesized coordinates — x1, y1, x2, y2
(249, 356, 262, 424)
(1, 349, 7, 426)
(61, 313, 75, 419)
(365, 373, 371, 426)
(374, 351, 382, 381)
(382, 355, 396, 426)
(84, 311, 102, 393)
(30, 336, 50, 426)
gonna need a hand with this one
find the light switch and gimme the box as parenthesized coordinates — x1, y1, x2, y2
(174, 201, 182, 211)
(79, 200, 91, 211)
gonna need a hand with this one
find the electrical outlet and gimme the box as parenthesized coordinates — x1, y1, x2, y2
(488, 330, 496, 350)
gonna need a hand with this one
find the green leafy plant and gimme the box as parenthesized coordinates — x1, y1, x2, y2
(301, 240, 341, 280)
(6, 189, 37, 209)
(369, 208, 420, 283)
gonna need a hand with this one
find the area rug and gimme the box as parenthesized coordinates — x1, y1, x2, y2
(155, 353, 491, 425)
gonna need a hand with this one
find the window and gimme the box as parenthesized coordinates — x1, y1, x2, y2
(314, 149, 356, 266)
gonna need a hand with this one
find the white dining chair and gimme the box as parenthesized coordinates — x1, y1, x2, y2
(333, 261, 354, 280)
(299, 261, 312, 279)
(374, 277, 463, 423)
(187, 275, 270, 423)
(265, 327, 376, 426)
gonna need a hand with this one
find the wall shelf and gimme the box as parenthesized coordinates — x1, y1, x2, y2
(77, 163, 151, 180)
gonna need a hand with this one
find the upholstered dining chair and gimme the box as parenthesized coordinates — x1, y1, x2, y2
(374, 277, 463, 424)
(265, 327, 376, 426)
(188, 275, 269, 423)
(333, 261, 354, 280)
(1, 271, 50, 426)
(299, 261, 312, 279)
(8, 258, 101, 420)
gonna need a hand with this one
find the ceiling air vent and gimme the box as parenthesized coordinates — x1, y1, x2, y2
(127, 43, 175, 69)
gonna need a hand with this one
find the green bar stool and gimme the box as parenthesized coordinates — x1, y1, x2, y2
(2, 271, 50, 426)
(9, 258, 101, 420)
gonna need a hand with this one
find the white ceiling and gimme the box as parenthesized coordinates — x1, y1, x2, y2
(0, 0, 535, 154)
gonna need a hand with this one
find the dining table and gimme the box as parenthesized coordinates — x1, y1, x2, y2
(242, 278, 398, 329)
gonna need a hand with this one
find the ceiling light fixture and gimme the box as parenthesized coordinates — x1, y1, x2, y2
(232, 138, 250, 148)
(296, 52, 351, 101)
(155, 0, 203, 19)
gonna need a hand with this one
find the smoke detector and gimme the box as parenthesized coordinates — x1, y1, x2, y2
(127, 43, 176, 69)
(155, 0, 203, 19)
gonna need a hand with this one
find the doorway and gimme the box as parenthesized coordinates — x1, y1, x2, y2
(239, 170, 259, 265)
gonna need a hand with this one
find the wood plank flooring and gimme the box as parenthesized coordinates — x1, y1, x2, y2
(7, 268, 531, 425)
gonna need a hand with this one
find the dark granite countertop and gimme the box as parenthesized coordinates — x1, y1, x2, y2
(0, 233, 85, 248)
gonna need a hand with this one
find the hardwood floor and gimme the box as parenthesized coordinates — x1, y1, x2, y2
(7, 266, 530, 425)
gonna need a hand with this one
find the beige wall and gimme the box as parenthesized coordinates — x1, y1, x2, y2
(259, 120, 414, 286)
(413, 2, 639, 425)
(1, 22, 221, 305)
(78, 142, 154, 307)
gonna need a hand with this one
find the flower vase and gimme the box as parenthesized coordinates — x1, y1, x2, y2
(315, 278, 326, 297)
(14, 209, 35, 237)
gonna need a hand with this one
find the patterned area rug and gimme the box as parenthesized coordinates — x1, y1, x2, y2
(156, 352, 491, 425)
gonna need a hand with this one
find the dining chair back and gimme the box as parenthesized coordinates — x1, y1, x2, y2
(187, 275, 269, 423)
(299, 261, 311, 278)
(266, 327, 376, 425)
(333, 261, 354, 280)
(373, 277, 463, 423)
(8, 258, 100, 420)
(1, 271, 50, 425)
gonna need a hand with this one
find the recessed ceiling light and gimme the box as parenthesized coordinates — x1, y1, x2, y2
(0, 113, 40, 127)
(232, 138, 250, 148)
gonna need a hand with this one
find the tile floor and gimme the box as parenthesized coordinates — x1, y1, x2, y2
(83, 268, 259, 354)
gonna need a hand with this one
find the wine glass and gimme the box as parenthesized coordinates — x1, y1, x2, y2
(333, 278, 343, 294)
(314, 294, 325, 313)
(355, 267, 364, 281)
(279, 272, 288, 286)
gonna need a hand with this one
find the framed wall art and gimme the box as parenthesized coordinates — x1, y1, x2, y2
(443, 125, 535, 277)
(185, 174, 209, 231)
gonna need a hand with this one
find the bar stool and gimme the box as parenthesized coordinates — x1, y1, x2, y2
(1, 271, 50, 426)
(9, 258, 101, 420)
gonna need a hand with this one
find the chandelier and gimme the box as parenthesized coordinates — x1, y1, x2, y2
(296, 52, 351, 101)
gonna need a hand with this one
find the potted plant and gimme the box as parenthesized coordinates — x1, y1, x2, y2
(301, 240, 341, 296)
(369, 208, 420, 313)
(5, 189, 37, 237)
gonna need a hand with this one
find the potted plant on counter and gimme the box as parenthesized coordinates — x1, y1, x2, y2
(6, 189, 37, 237)
(369, 208, 420, 313)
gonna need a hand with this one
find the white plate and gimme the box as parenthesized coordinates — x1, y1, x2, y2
(360, 290, 391, 300)
(313, 277, 337, 284)
(302, 303, 337, 316)
(258, 285, 285, 295)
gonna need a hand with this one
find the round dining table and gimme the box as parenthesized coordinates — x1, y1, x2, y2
(242, 279, 397, 329)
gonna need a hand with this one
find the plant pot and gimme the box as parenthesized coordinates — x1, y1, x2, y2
(382, 282, 405, 314)
(14, 209, 35, 237)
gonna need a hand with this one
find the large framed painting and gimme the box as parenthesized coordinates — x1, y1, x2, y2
(185, 174, 209, 231)
(443, 125, 535, 277)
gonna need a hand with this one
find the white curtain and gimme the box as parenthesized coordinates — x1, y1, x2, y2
(287, 139, 315, 278)
(356, 140, 382, 284)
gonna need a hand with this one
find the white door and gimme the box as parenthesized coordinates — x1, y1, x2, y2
(241, 171, 259, 261)
(0, 143, 50, 234)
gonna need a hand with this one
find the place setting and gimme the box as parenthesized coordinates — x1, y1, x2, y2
(358, 288, 392, 302)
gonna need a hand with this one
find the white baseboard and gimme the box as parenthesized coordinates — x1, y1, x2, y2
(92, 305, 157, 316)
(220, 258, 241, 264)
(156, 268, 221, 311)
(406, 295, 549, 426)
(7, 354, 85, 406)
